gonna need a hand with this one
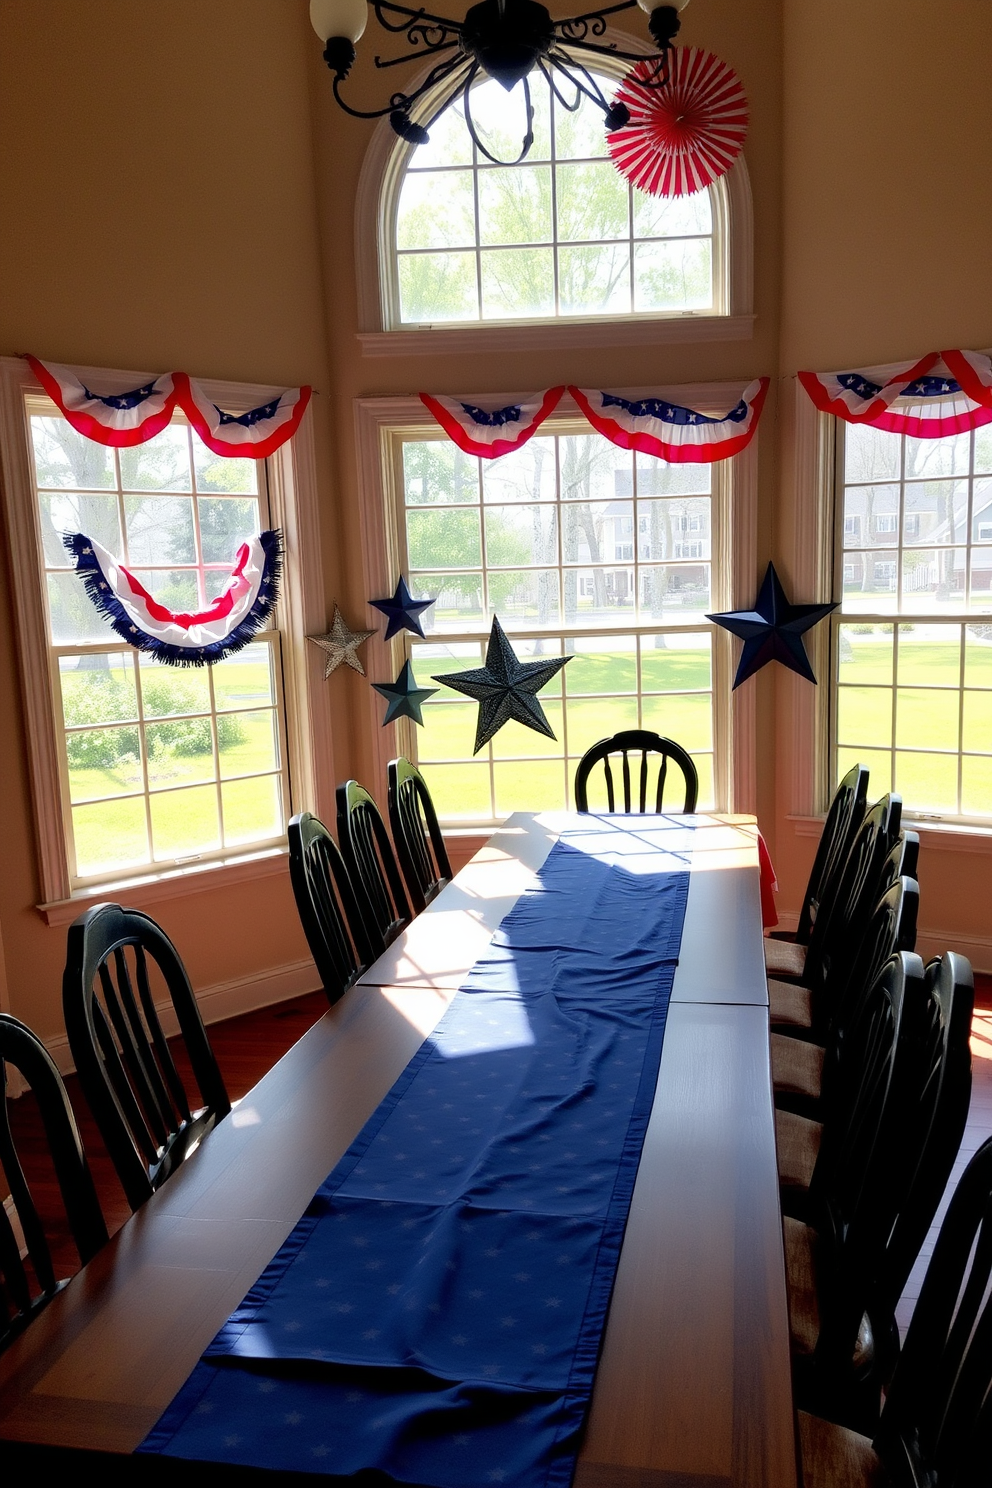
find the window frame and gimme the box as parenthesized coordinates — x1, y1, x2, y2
(0, 356, 334, 915)
(828, 415, 992, 829)
(353, 30, 755, 358)
(354, 386, 760, 823)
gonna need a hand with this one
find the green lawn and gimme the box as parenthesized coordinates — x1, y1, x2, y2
(836, 632, 992, 813)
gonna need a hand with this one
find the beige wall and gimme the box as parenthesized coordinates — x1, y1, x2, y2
(0, 0, 988, 1056)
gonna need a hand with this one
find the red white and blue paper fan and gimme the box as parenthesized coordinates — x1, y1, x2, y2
(177, 374, 312, 460)
(419, 388, 565, 459)
(798, 353, 992, 438)
(607, 48, 749, 199)
(27, 355, 312, 460)
(63, 531, 283, 666)
(28, 355, 178, 447)
(569, 379, 769, 464)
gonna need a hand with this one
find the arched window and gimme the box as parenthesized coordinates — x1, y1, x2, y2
(356, 47, 753, 350)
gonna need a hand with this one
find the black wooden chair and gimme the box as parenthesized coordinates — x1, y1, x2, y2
(574, 729, 698, 814)
(797, 1135, 992, 1487)
(781, 949, 974, 1429)
(769, 794, 904, 1038)
(1, 1014, 107, 1353)
(336, 779, 412, 958)
(765, 764, 869, 979)
(774, 874, 920, 1178)
(771, 855, 920, 1119)
(62, 903, 231, 1212)
(289, 811, 372, 1002)
(387, 757, 452, 914)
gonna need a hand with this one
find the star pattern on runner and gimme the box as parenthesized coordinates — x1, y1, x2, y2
(433, 616, 572, 752)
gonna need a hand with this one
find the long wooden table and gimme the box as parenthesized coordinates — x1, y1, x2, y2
(0, 813, 796, 1487)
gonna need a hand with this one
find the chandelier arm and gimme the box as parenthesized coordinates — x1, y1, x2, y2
(464, 68, 536, 167)
(556, 36, 664, 63)
(331, 51, 469, 122)
(546, 52, 617, 114)
(374, 39, 460, 69)
(371, 0, 466, 37)
(557, 37, 671, 86)
(554, 0, 639, 27)
(536, 59, 584, 114)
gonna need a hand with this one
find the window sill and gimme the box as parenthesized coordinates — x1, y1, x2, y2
(358, 314, 755, 359)
(785, 814, 992, 855)
(36, 847, 290, 927)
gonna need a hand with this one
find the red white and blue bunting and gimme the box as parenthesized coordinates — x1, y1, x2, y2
(798, 352, 992, 439)
(419, 381, 769, 463)
(569, 379, 769, 464)
(63, 531, 283, 666)
(418, 388, 565, 458)
(28, 356, 311, 459)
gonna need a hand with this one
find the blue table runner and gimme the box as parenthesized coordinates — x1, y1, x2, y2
(139, 817, 693, 1486)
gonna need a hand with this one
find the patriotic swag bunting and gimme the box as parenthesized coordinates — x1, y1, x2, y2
(798, 352, 992, 439)
(418, 388, 565, 458)
(64, 531, 283, 667)
(569, 379, 769, 464)
(27, 356, 311, 458)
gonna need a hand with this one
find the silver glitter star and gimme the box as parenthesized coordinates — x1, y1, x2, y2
(307, 605, 375, 678)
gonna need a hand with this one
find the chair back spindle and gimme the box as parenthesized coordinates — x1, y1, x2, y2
(387, 758, 452, 913)
(574, 730, 697, 814)
(0, 1014, 107, 1353)
(62, 904, 231, 1211)
(336, 780, 411, 958)
(289, 811, 371, 1002)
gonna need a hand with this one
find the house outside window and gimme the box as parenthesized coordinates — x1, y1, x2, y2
(833, 418, 992, 820)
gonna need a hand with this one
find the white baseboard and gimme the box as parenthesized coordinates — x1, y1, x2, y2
(42, 957, 322, 1079)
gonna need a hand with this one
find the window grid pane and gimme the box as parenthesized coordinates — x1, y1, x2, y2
(835, 419, 992, 821)
(402, 432, 718, 824)
(33, 405, 289, 885)
(395, 76, 715, 326)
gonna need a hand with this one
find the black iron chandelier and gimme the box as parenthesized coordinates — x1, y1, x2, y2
(310, 0, 691, 163)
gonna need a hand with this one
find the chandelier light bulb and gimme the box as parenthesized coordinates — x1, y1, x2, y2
(310, 0, 368, 45)
(635, 0, 690, 11)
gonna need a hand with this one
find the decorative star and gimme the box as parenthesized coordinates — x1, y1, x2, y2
(306, 605, 375, 678)
(708, 562, 838, 689)
(370, 576, 437, 640)
(371, 659, 438, 726)
(433, 616, 571, 753)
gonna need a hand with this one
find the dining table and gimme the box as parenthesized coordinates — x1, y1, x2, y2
(0, 811, 796, 1488)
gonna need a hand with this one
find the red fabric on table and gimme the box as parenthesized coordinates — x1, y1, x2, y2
(757, 831, 779, 929)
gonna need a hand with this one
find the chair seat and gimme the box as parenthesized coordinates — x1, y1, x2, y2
(771, 1033, 824, 1103)
(776, 1108, 822, 1193)
(769, 977, 814, 1028)
(764, 938, 808, 978)
(785, 1215, 822, 1357)
(797, 1410, 889, 1488)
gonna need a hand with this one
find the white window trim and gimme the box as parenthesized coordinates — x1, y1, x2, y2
(790, 376, 992, 845)
(0, 355, 335, 915)
(353, 384, 758, 816)
(352, 28, 754, 357)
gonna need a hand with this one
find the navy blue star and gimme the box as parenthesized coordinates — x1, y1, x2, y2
(433, 617, 571, 753)
(371, 660, 438, 726)
(708, 563, 837, 689)
(370, 576, 437, 640)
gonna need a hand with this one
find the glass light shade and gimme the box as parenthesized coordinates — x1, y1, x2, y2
(636, 0, 691, 13)
(310, 0, 368, 44)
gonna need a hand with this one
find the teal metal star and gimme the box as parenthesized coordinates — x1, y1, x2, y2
(708, 563, 837, 689)
(433, 616, 571, 753)
(372, 659, 439, 726)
